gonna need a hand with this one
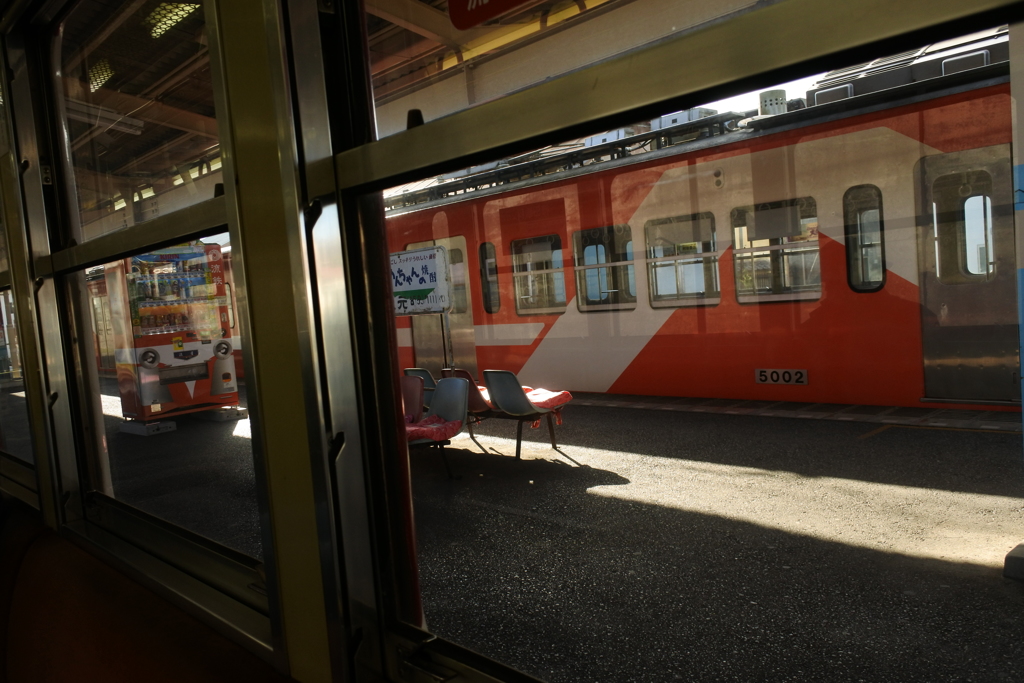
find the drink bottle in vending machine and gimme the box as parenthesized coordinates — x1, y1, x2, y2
(105, 241, 240, 423)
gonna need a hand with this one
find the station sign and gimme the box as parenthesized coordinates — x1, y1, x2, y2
(390, 246, 452, 316)
(449, 0, 533, 30)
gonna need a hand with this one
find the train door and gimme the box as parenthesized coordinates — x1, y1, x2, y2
(407, 236, 479, 378)
(917, 144, 1019, 402)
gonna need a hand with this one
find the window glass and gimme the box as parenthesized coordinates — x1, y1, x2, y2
(80, 233, 260, 558)
(59, 0, 221, 242)
(379, 28, 1021, 682)
(964, 195, 994, 275)
(844, 185, 886, 291)
(511, 235, 566, 314)
(645, 212, 719, 306)
(479, 242, 500, 313)
(732, 198, 820, 302)
(365, 0, 765, 138)
(934, 170, 995, 284)
(573, 225, 636, 311)
(0, 290, 32, 464)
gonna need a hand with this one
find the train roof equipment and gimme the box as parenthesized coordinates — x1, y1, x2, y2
(384, 27, 1008, 214)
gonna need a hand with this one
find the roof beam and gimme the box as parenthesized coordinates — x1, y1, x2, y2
(364, 0, 488, 48)
(64, 80, 219, 138)
(63, 0, 149, 74)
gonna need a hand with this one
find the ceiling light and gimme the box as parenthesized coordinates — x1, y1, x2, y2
(88, 59, 114, 93)
(144, 3, 200, 38)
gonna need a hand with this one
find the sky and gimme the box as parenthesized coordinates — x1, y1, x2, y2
(698, 73, 827, 114)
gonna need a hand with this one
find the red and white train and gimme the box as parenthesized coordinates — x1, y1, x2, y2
(388, 27, 1019, 411)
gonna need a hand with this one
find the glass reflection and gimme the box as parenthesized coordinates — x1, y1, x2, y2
(0, 290, 32, 464)
(59, 0, 220, 241)
(365, 0, 767, 138)
(82, 233, 259, 557)
(382, 26, 1021, 681)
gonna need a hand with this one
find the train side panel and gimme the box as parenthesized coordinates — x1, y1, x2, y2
(386, 84, 1015, 408)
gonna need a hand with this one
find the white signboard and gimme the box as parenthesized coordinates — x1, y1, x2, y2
(390, 246, 452, 316)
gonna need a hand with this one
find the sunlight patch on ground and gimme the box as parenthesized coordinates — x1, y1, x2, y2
(233, 418, 251, 438)
(100, 394, 124, 417)
(453, 433, 1022, 568)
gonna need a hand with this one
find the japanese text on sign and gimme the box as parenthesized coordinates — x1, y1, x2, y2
(390, 246, 451, 316)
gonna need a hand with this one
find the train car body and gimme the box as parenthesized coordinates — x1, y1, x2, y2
(387, 49, 1019, 411)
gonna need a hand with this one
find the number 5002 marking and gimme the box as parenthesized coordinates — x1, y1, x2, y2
(755, 369, 808, 385)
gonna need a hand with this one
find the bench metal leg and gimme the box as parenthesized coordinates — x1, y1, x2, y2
(515, 419, 524, 460)
(467, 419, 486, 454)
(546, 413, 556, 449)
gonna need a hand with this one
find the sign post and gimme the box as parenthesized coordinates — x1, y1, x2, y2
(390, 246, 454, 369)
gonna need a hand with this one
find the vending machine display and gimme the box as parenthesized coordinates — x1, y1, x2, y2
(106, 241, 239, 423)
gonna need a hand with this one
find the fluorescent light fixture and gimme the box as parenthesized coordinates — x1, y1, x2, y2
(113, 197, 127, 211)
(209, 157, 222, 171)
(145, 3, 200, 38)
(173, 175, 184, 186)
(140, 187, 155, 199)
(88, 59, 114, 92)
(66, 99, 143, 135)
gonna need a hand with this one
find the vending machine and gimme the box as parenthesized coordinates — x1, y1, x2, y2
(105, 241, 240, 428)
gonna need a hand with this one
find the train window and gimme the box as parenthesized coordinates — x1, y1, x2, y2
(844, 185, 886, 292)
(644, 212, 720, 307)
(964, 196, 995, 276)
(76, 233, 263, 560)
(573, 225, 637, 311)
(0, 289, 32, 465)
(58, 0, 221, 242)
(731, 198, 821, 303)
(511, 235, 566, 315)
(479, 242, 500, 314)
(933, 170, 996, 284)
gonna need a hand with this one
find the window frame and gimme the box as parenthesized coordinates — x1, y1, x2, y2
(573, 224, 637, 312)
(731, 197, 822, 304)
(962, 194, 995, 277)
(843, 185, 887, 293)
(644, 212, 721, 308)
(0, 0, 319, 666)
(511, 234, 567, 316)
(479, 241, 501, 314)
(933, 169, 997, 285)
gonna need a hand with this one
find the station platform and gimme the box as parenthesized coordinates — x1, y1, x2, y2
(414, 402, 1024, 682)
(571, 393, 1023, 432)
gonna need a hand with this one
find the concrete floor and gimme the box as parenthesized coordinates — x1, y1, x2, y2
(102, 381, 262, 558)
(412, 405, 1024, 682)
(89, 379, 1024, 682)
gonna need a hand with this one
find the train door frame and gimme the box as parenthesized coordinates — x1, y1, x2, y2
(917, 144, 1020, 403)
(315, 2, 1024, 683)
(0, 0, 360, 678)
